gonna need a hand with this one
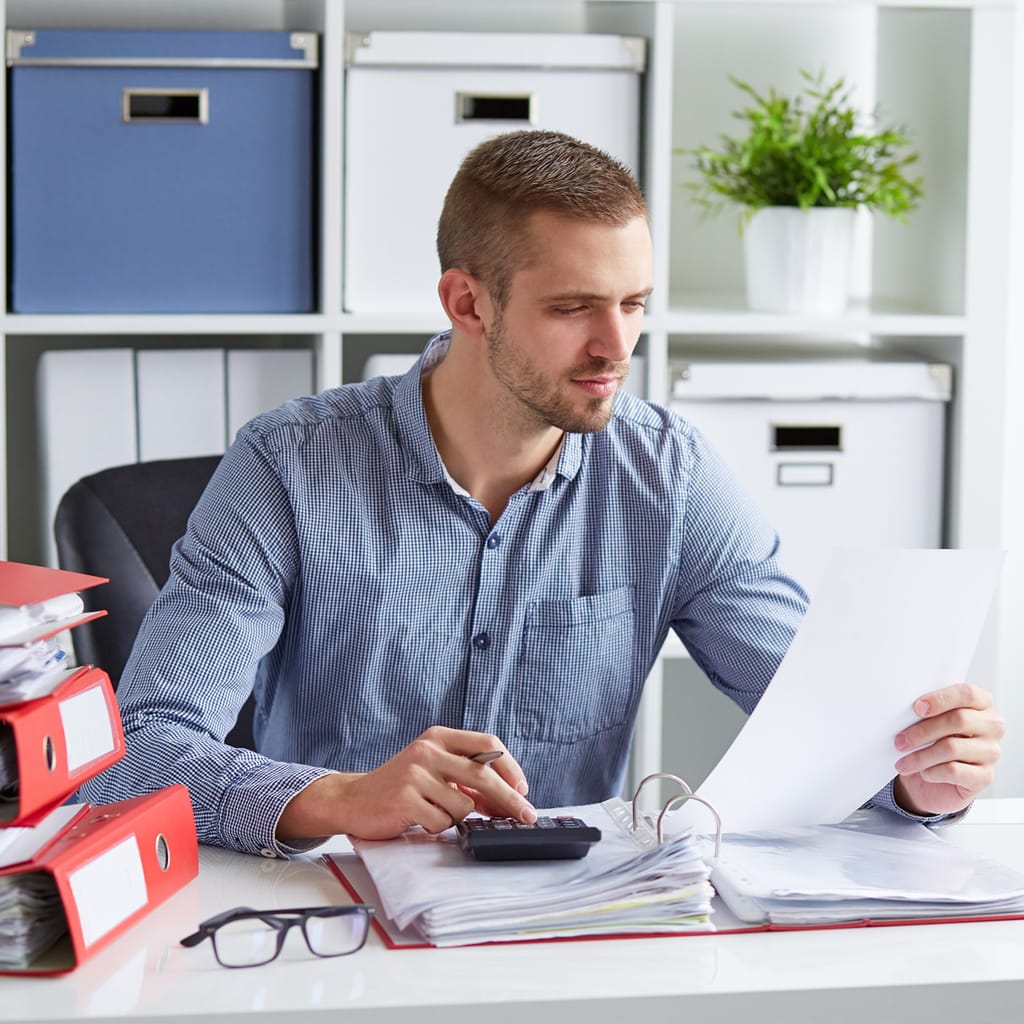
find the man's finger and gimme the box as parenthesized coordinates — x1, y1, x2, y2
(912, 682, 993, 719)
(486, 754, 530, 796)
(912, 759, 995, 793)
(441, 751, 537, 823)
(896, 706, 1005, 753)
(895, 735, 1001, 776)
(414, 776, 476, 833)
(421, 725, 531, 799)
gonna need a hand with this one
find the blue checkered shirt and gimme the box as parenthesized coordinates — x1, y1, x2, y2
(80, 333, 904, 856)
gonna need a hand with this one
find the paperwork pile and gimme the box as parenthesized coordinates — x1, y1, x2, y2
(349, 801, 714, 946)
(0, 588, 84, 710)
(0, 590, 84, 645)
(0, 638, 75, 709)
(0, 571, 105, 710)
(707, 813, 1024, 927)
(0, 560, 199, 975)
(0, 869, 67, 969)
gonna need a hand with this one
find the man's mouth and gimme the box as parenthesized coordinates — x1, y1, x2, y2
(572, 376, 622, 399)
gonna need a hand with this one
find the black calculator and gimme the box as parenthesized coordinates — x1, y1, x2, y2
(455, 815, 602, 862)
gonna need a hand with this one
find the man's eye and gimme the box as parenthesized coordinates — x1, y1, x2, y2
(624, 301, 647, 313)
(555, 306, 587, 316)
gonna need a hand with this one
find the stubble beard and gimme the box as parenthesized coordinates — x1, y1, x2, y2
(484, 317, 625, 434)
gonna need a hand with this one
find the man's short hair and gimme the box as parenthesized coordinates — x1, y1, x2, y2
(436, 130, 647, 308)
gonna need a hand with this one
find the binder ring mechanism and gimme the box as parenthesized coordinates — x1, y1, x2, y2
(630, 773, 723, 859)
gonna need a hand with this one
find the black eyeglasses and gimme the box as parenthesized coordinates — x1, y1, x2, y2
(180, 904, 375, 968)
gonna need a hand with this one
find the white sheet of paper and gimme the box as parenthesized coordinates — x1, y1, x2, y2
(671, 548, 1004, 835)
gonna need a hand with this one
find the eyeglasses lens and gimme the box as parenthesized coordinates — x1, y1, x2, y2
(303, 910, 370, 956)
(212, 917, 280, 968)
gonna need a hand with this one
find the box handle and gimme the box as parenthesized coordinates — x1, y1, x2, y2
(456, 92, 535, 124)
(122, 88, 209, 125)
(776, 462, 834, 487)
(771, 424, 842, 451)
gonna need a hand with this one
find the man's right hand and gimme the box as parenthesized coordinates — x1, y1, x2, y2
(275, 726, 536, 843)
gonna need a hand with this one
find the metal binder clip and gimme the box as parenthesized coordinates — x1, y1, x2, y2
(657, 793, 723, 860)
(629, 772, 723, 859)
(629, 772, 692, 833)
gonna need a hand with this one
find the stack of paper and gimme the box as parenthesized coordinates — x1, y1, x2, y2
(0, 563, 108, 709)
(0, 872, 67, 969)
(708, 815, 1024, 927)
(0, 804, 86, 969)
(0, 790, 198, 975)
(0, 591, 84, 646)
(0, 639, 75, 708)
(0, 563, 202, 976)
(348, 801, 714, 946)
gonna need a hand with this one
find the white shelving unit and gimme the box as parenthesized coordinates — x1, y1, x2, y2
(2, 0, 1022, 794)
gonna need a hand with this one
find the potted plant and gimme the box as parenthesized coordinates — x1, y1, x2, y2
(684, 70, 924, 314)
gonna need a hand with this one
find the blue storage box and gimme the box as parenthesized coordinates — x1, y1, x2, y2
(7, 29, 318, 313)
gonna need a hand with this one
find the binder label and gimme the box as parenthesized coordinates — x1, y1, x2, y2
(59, 684, 116, 773)
(68, 835, 147, 947)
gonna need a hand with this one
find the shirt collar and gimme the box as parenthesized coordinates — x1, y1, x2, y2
(393, 331, 583, 487)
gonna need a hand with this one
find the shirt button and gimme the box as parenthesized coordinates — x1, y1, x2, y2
(259, 848, 278, 859)
(486, 533, 501, 549)
(472, 632, 491, 651)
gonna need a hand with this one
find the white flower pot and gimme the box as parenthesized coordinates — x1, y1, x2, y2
(743, 206, 856, 315)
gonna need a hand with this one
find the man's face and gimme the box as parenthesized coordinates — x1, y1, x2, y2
(481, 211, 653, 434)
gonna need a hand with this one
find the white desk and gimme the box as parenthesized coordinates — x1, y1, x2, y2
(4, 799, 1024, 1024)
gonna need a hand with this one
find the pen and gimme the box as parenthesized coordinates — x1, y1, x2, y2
(469, 751, 503, 765)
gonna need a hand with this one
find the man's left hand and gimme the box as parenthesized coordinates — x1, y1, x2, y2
(893, 682, 1004, 816)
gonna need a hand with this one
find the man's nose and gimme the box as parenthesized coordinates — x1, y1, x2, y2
(589, 309, 635, 363)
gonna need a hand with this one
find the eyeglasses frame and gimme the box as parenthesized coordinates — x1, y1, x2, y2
(180, 904, 375, 968)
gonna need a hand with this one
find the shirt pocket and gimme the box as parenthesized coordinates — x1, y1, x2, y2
(515, 585, 636, 744)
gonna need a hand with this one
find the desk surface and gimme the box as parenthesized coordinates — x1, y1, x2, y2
(4, 799, 1024, 1024)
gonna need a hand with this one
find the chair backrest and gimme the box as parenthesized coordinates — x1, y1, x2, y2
(53, 455, 256, 750)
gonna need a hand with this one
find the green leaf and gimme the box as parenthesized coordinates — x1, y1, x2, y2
(679, 69, 924, 228)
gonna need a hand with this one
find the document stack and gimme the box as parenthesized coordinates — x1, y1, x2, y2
(333, 795, 1024, 948)
(332, 790, 717, 947)
(705, 810, 1024, 929)
(0, 560, 198, 975)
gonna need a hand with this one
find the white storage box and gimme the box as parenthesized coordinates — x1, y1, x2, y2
(343, 31, 646, 314)
(669, 360, 952, 596)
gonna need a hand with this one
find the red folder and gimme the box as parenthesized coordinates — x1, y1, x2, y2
(0, 666, 126, 826)
(0, 785, 199, 975)
(0, 561, 107, 607)
(0, 560, 108, 646)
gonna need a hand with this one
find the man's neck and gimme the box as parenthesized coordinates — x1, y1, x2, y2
(421, 338, 562, 523)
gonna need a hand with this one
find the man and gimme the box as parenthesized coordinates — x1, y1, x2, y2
(82, 130, 1004, 856)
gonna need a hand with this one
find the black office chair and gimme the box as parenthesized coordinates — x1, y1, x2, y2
(53, 455, 256, 750)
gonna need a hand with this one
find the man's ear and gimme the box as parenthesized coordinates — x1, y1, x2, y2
(438, 269, 489, 338)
